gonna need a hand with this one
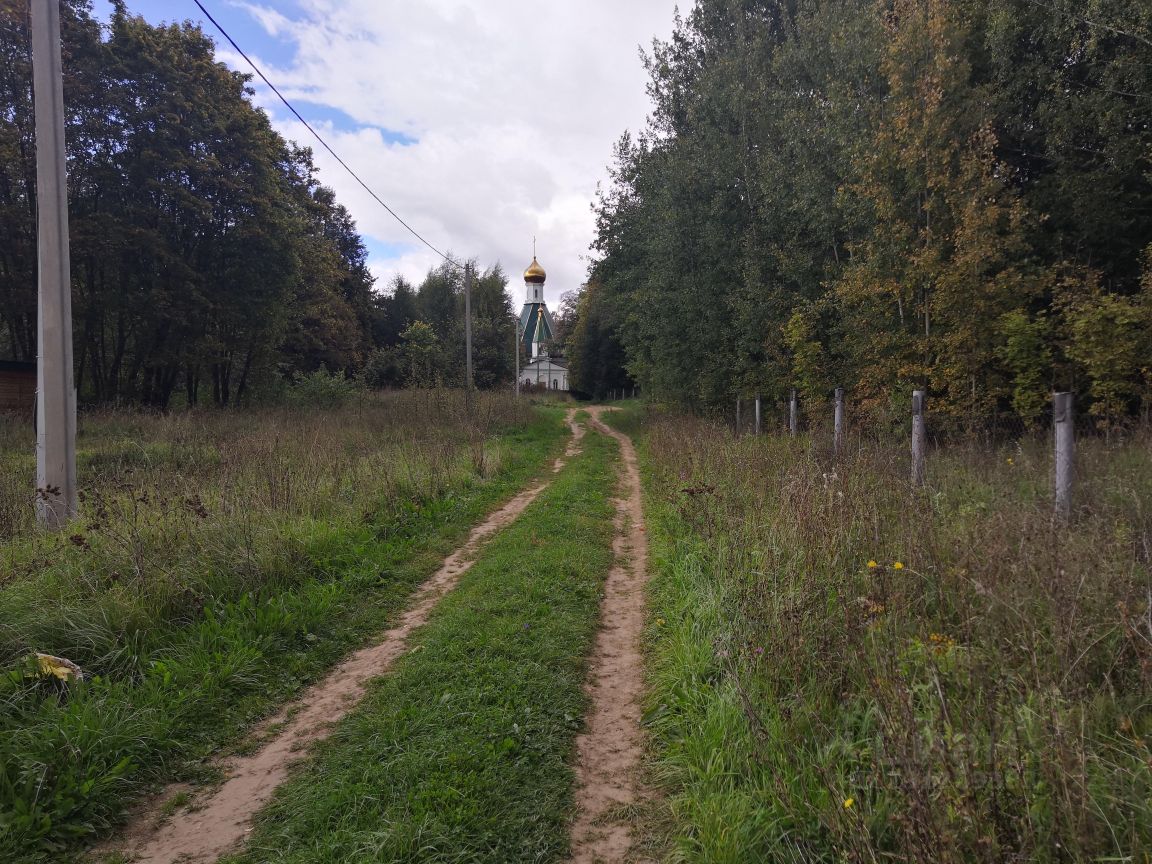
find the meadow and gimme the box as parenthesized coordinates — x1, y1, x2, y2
(624, 407, 1152, 863)
(0, 391, 567, 861)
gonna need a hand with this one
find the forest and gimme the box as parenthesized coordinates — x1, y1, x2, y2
(0, 1, 513, 407)
(572, 0, 1152, 429)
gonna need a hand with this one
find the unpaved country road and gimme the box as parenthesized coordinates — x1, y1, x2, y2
(106, 409, 584, 864)
(568, 406, 654, 864)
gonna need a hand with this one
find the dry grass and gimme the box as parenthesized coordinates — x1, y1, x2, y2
(0, 390, 525, 543)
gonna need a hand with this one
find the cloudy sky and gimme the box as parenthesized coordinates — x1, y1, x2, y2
(90, 0, 677, 308)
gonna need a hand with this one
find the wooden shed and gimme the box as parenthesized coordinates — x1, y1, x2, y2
(0, 361, 36, 415)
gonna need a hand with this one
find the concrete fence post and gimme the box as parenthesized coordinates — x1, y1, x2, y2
(911, 389, 926, 486)
(754, 394, 762, 436)
(1054, 392, 1074, 519)
(833, 388, 844, 455)
(735, 398, 742, 435)
(789, 389, 798, 437)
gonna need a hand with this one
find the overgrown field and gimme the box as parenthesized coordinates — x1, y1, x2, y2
(0, 391, 566, 861)
(627, 408, 1152, 862)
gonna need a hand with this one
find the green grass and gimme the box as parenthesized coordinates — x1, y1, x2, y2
(226, 425, 620, 864)
(0, 393, 568, 862)
(628, 408, 1152, 863)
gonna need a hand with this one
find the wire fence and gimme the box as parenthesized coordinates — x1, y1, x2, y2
(730, 391, 1141, 442)
(726, 389, 1150, 518)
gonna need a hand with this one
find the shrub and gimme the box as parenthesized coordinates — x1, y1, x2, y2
(285, 367, 363, 408)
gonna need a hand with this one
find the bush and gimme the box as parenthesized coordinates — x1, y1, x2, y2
(285, 368, 363, 408)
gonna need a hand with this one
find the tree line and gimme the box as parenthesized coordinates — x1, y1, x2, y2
(574, 0, 1152, 430)
(366, 263, 515, 392)
(0, 1, 512, 407)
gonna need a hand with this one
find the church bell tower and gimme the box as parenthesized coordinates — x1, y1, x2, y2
(519, 253, 554, 360)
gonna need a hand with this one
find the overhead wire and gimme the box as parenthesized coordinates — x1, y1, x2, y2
(190, 0, 462, 270)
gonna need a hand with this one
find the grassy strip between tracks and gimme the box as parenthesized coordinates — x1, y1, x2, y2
(3, 407, 569, 863)
(227, 423, 620, 864)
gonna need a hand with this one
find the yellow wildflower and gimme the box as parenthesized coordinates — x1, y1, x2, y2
(1007, 457, 1014, 465)
(843, 797, 854, 809)
(892, 561, 904, 570)
(928, 632, 956, 654)
(867, 560, 879, 569)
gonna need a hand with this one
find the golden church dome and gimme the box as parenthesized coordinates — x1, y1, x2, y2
(524, 256, 546, 284)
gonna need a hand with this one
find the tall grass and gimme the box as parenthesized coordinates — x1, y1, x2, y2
(1, 389, 525, 543)
(636, 408, 1152, 862)
(1, 392, 534, 663)
(0, 390, 561, 861)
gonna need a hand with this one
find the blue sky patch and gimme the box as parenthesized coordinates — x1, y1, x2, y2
(364, 239, 413, 261)
(269, 100, 417, 147)
(95, 0, 296, 67)
(92, 1, 414, 145)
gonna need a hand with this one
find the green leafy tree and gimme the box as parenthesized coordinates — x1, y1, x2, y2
(399, 320, 443, 388)
(371, 276, 419, 350)
(581, 0, 1152, 427)
(468, 264, 515, 390)
(995, 310, 1053, 428)
(1064, 286, 1152, 429)
(0, 1, 377, 407)
(566, 279, 631, 399)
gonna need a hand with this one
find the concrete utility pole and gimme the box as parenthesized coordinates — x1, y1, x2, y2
(463, 262, 473, 414)
(32, 0, 77, 529)
(513, 317, 520, 398)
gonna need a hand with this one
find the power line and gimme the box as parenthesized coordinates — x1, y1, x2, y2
(190, 0, 461, 269)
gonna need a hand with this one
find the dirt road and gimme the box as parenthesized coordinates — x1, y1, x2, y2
(108, 410, 585, 864)
(568, 406, 654, 863)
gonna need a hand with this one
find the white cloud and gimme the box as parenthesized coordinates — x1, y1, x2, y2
(368, 249, 442, 292)
(230, 0, 676, 307)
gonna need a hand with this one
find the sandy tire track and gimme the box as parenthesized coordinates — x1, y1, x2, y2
(568, 406, 654, 864)
(104, 408, 583, 864)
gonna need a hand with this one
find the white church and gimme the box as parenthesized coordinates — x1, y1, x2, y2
(518, 254, 569, 391)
